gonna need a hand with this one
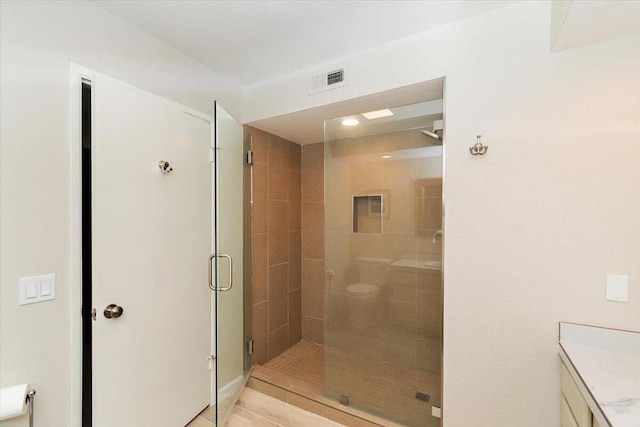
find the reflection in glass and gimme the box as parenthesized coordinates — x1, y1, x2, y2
(324, 100, 443, 426)
(352, 195, 383, 233)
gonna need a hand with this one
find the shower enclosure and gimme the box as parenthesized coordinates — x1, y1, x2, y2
(323, 100, 444, 426)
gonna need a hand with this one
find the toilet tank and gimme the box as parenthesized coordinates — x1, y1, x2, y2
(357, 257, 391, 286)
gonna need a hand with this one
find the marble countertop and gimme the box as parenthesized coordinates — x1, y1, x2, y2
(559, 322, 640, 427)
(389, 258, 441, 271)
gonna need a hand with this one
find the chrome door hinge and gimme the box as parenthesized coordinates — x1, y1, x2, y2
(246, 150, 253, 165)
(207, 355, 216, 370)
(209, 147, 214, 163)
(247, 339, 254, 355)
(91, 308, 96, 321)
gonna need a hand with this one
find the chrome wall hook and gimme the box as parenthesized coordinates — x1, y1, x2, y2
(469, 135, 488, 156)
(158, 160, 173, 174)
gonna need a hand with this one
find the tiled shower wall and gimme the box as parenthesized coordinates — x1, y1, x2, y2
(323, 133, 443, 375)
(301, 143, 325, 344)
(246, 126, 302, 365)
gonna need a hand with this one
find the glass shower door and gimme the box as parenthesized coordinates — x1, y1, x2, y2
(212, 102, 252, 425)
(323, 100, 443, 426)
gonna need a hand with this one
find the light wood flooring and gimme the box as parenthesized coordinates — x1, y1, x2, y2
(187, 387, 344, 426)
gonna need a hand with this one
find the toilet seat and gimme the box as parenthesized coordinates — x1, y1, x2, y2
(346, 282, 379, 296)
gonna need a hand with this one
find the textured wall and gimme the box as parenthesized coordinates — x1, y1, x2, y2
(0, 2, 241, 426)
(243, 3, 640, 425)
(246, 126, 302, 364)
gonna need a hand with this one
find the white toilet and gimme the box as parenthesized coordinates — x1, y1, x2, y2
(345, 257, 391, 329)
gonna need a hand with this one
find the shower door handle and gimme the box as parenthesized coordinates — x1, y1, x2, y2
(208, 253, 233, 292)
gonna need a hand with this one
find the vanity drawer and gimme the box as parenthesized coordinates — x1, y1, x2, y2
(562, 396, 579, 427)
(561, 364, 591, 427)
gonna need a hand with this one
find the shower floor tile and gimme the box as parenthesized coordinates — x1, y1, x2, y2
(264, 340, 324, 387)
(262, 340, 440, 427)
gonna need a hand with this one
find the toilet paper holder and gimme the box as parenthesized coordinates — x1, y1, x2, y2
(26, 390, 36, 427)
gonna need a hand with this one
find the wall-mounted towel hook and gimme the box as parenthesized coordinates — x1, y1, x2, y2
(158, 160, 173, 174)
(469, 135, 488, 156)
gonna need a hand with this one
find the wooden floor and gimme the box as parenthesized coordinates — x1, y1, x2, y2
(187, 387, 344, 426)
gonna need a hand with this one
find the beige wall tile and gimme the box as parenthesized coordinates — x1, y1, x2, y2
(302, 259, 324, 319)
(302, 202, 324, 260)
(252, 232, 268, 304)
(325, 166, 351, 233)
(326, 291, 347, 327)
(349, 161, 383, 195)
(269, 263, 289, 331)
(302, 316, 324, 344)
(350, 233, 384, 260)
(252, 301, 268, 365)
(417, 338, 442, 375)
(269, 135, 289, 172)
(288, 231, 301, 290)
(302, 143, 324, 202)
(268, 323, 289, 360)
(253, 164, 268, 234)
(289, 289, 302, 346)
(288, 172, 301, 230)
(388, 270, 417, 303)
(251, 130, 307, 362)
(268, 200, 288, 265)
(269, 169, 288, 201)
(417, 287, 442, 339)
(288, 141, 301, 173)
(390, 300, 417, 328)
(382, 232, 416, 262)
(325, 231, 350, 293)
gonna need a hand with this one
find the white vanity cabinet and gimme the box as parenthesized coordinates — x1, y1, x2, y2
(560, 363, 602, 427)
(558, 322, 640, 427)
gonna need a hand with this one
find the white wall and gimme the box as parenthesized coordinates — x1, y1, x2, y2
(244, 2, 640, 426)
(0, 1, 241, 426)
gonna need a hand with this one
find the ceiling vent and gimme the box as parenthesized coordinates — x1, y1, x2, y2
(308, 67, 347, 94)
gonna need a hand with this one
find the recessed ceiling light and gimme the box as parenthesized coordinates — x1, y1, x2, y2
(341, 118, 359, 127)
(381, 155, 392, 159)
(362, 109, 394, 120)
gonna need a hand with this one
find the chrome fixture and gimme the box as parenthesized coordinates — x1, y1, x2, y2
(421, 129, 440, 140)
(432, 229, 443, 244)
(469, 135, 488, 156)
(27, 389, 36, 427)
(208, 253, 233, 291)
(158, 160, 173, 173)
(104, 304, 124, 319)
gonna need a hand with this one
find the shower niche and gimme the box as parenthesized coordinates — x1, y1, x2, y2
(352, 194, 383, 233)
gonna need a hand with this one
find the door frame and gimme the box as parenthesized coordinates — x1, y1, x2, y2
(69, 64, 215, 427)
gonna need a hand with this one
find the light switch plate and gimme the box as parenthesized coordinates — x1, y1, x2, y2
(606, 274, 628, 302)
(19, 274, 56, 305)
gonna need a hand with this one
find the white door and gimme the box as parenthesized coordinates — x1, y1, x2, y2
(92, 74, 212, 427)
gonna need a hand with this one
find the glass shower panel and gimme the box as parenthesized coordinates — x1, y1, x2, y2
(323, 101, 443, 427)
(213, 102, 252, 425)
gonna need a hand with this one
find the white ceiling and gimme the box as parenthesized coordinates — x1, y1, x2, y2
(247, 77, 444, 144)
(551, 0, 640, 52)
(92, 0, 519, 87)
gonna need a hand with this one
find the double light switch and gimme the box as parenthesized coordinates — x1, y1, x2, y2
(19, 274, 56, 305)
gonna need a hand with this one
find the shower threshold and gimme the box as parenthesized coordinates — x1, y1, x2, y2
(249, 365, 397, 427)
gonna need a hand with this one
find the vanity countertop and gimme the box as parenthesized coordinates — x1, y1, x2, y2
(559, 322, 640, 427)
(390, 258, 441, 271)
